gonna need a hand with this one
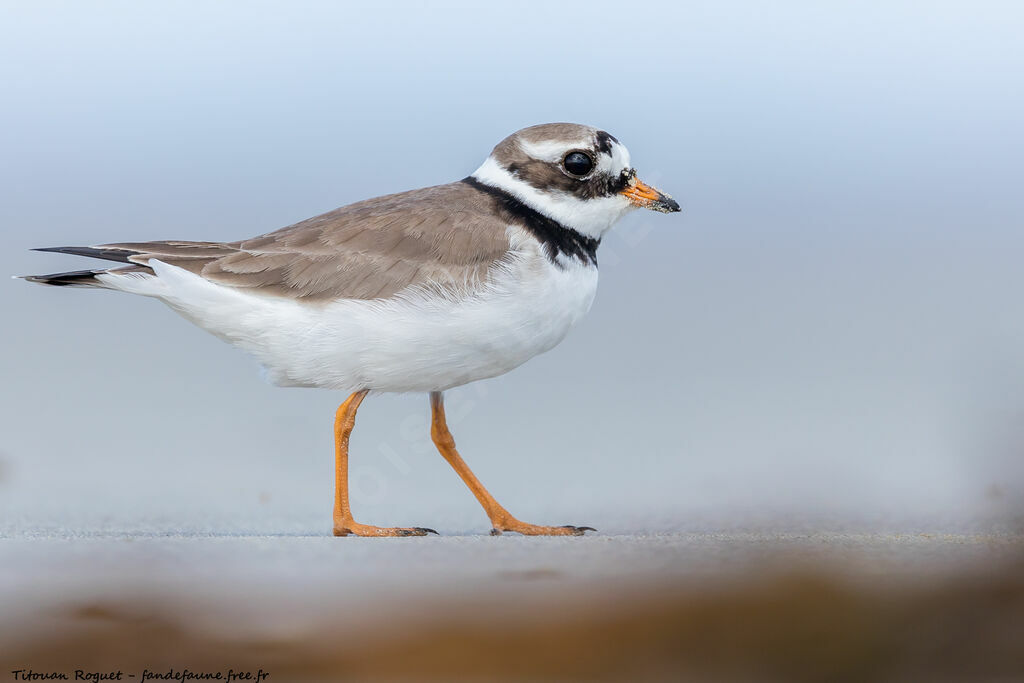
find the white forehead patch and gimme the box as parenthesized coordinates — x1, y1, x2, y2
(606, 140, 632, 175)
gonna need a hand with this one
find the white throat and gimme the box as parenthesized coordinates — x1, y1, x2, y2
(470, 156, 635, 240)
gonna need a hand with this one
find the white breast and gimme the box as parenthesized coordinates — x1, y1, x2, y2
(103, 227, 599, 393)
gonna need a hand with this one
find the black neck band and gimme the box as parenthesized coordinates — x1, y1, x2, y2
(461, 176, 600, 267)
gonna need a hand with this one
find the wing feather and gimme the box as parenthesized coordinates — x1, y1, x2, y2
(84, 181, 512, 302)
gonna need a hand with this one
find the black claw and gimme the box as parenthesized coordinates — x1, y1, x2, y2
(490, 528, 503, 536)
(416, 527, 439, 535)
(560, 525, 596, 535)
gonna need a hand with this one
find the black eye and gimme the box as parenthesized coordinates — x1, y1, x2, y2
(563, 152, 594, 176)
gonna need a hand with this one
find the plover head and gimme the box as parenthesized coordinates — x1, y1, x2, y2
(470, 122, 680, 240)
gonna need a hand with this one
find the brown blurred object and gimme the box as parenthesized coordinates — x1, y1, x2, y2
(5, 565, 1023, 682)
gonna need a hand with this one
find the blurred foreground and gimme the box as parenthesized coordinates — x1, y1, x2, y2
(2, 532, 1022, 682)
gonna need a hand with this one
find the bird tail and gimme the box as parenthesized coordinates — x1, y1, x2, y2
(17, 244, 191, 289)
(18, 242, 237, 290)
(17, 264, 152, 289)
(19, 269, 108, 287)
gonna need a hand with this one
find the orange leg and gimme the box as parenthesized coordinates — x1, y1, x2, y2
(429, 392, 594, 536)
(333, 391, 436, 537)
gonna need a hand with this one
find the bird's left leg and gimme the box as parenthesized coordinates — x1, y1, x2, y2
(333, 390, 436, 537)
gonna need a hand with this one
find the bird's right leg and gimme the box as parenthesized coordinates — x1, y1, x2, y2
(332, 390, 436, 537)
(428, 392, 594, 536)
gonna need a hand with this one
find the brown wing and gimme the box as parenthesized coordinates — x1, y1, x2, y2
(94, 182, 513, 302)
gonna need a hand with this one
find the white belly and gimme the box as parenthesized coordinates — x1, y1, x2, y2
(105, 235, 599, 393)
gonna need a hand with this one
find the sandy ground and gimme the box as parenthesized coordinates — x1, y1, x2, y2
(2, 529, 1023, 681)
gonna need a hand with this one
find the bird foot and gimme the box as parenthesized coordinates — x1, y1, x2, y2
(489, 521, 596, 536)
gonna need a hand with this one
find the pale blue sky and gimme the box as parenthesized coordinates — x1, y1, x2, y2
(2, 1, 1023, 533)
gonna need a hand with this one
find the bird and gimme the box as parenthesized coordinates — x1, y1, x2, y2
(21, 122, 680, 537)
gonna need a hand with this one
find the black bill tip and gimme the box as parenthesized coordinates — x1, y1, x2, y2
(658, 194, 681, 213)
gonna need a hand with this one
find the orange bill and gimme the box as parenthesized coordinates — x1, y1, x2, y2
(621, 177, 681, 213)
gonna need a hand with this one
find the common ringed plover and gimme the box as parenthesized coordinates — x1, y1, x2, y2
(22, 122, 680, 537)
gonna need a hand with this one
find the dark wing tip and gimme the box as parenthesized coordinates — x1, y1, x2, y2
(31, 246, 138, 263)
